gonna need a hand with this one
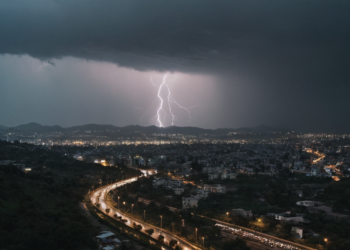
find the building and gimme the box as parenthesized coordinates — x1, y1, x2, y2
(308, 205, 332, 214)
(325, 212, 349, 221)
(221, 171, 236, 179)
(208, 173, 219, 180)
(182, 196, 201, 209)
(198, 184, 226, 198)
(95, 231, 121, 250)
(283, 162, 293, 169)
(0, 160, 15, 165)
(123, 158, 132, 167)
(275, 212, 308, 223)
(311, 165, 321, 176)
(153, 178, 165, 187)
(308, 205, 349, 221)
(231, 209, 253, 219)
(174, 188, 185, 195)
(203, 184, 226, 193)
(291, 227, 303, 239)
(296, 201, 315, 207)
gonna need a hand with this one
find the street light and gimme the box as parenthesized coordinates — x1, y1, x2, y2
(131, 204, 134, 215)
(144, 210, 146, 220)
(160, 216, 163, 231)
(202, 237, 205, 249)
(195, 228, 198, 245)
(226, 212, 229, 221)
(123, 201, 125, 213)
(324, 238, 328, 250)
(118, 196, 120, 209)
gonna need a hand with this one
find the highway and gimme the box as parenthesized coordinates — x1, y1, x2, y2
(90, 178, 199, 250)
(212, 220, 315, 250)
(90, 178, 315, 250)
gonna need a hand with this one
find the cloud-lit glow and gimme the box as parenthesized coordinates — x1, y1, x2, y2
(0, 55, 216, 128)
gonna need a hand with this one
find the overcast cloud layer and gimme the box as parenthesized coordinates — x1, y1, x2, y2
(1, 0, 350, 133)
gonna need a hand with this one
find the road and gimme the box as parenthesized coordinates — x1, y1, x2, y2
(213, 220, 315, 250)
(91, 177, 315, 250)
(90, 177, 199, 250)
(221, 231, 276, 250)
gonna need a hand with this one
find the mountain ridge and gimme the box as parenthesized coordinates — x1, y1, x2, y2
(6, 122, 287, 135)
(0, 125, 8, 130)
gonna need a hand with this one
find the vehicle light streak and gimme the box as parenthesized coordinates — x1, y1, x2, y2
(90, 177, 196, 250)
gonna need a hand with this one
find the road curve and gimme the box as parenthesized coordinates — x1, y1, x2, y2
(90, 178, 199, 250)
(204, 216, 315, 250)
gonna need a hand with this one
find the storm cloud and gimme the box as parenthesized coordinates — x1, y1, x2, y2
(1, 0, 349, 74)
(1, 0, 350, 132)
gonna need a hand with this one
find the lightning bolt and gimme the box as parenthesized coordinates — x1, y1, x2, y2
(150, 77, 157, 87)
(156, 75, 167, 127)
(151, 74, 197, 127)
(166, 84, 176, 126)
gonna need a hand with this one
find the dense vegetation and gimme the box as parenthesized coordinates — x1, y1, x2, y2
(0, 140, 141, 250)
(0, 165, 97, 250)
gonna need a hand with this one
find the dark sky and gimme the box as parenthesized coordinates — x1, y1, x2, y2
(1, 0, 350, 133)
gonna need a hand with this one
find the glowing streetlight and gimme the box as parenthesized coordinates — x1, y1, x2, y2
(324, 238, 328, 250)
(123, 201, 125, 213)
(131, 204, 134, 215)
(118, 196, 120, 209)
(226, 212, 229, 220)
(195, 228, 198, 245)
(202, 237, 205, 249)
(160, 216, 163, 231)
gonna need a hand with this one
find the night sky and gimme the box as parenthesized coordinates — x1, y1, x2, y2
(1, 0, 350, 133)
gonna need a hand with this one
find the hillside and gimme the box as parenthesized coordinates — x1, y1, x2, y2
(0, 125, 8, 130)
(8, 123, 284, 135)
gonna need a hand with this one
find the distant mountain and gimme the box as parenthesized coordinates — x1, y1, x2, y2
(67, 124, 121, 132)
(14, 122, 64, 132)
(0, 125, 8, 130)
(10, 123, 285, 135)
(226, 125, 287, 133)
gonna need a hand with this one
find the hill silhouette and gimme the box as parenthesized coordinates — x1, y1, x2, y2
(7, 122, 286, 135)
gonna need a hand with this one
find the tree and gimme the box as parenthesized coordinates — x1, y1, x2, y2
(133, 222, 142, 231)
(222, 238, 251, 250)
(158, 234, 165, 244)
(145, 229, 154, 236)
(169, 239, 178, 247)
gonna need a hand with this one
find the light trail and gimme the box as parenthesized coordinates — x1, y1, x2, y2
(90, 177, 197, 250)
